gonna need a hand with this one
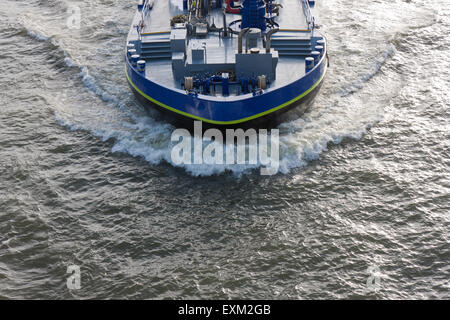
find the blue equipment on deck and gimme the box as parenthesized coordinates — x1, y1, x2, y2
(241, 0, 267, 32)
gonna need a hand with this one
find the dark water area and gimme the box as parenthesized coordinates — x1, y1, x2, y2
(0, 0, 448, 299)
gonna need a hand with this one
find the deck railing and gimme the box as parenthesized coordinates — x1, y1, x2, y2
(142, 0, 152, 21)
(301, 0, 314, 32)
(137, 0, 152, 38)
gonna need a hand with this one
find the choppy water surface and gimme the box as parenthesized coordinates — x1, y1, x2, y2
(0, 0, 448, 299)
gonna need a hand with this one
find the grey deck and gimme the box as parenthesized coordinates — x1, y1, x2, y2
(130, 0, 313, 91)
(276, 0, 310, 30)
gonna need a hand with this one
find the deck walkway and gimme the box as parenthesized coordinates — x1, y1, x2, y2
(277, 0, 309, 30)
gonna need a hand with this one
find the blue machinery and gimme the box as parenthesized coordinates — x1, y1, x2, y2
(241, 0, 267, 31)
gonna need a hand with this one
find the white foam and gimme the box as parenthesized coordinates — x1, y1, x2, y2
(23, 21, 138, 122)
(340, 45, 395, 97)
(26, 29, 50, 41)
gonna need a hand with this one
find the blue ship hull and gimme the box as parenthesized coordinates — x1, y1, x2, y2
(126, 50, 328, 129)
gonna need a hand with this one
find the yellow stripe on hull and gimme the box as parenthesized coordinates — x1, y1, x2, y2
(126, 63, 328, 125)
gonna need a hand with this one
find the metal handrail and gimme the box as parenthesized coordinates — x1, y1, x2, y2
(301, 0, 314, 32)
(138, 0, 152, 38)
(142, 0, 152, 21)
